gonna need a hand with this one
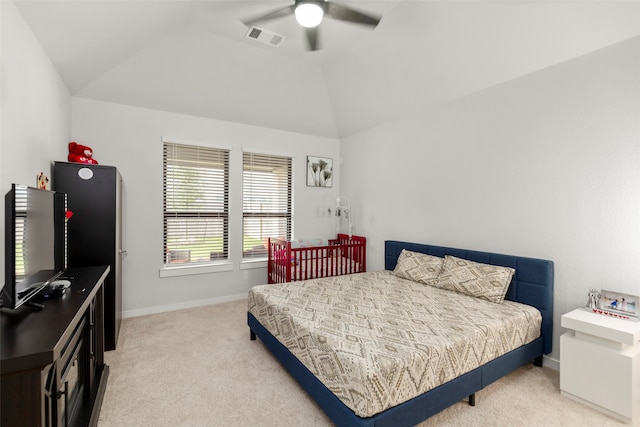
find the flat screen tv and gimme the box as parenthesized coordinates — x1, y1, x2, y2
(2, 184, 67, 309)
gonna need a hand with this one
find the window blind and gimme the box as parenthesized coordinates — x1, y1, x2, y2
(163, 142, 229, 265)
(242, 152, 293, 258)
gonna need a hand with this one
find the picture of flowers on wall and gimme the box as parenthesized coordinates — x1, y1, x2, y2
(307, 156, 333, 187)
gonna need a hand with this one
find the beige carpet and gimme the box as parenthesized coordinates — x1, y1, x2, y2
(98, 299, 628, 427)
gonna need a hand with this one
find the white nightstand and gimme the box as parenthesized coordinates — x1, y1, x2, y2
(560, 308, 640, 424)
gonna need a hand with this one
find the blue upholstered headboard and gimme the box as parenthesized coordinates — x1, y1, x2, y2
(385, 241, 554, 354)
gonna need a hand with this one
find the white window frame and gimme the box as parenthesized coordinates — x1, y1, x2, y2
(242, 150, 294, 262)
(160, 139, 231, 277)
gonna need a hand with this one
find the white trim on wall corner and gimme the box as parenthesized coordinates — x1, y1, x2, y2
(122, 293, 247, 319)
(159, 261, 234, 278)
(543, 355, 559, 371)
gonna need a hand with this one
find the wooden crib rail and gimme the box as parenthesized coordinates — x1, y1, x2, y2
(268, 235, 366, 284)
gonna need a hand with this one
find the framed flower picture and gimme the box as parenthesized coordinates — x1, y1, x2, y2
(307, 156, 333, 187)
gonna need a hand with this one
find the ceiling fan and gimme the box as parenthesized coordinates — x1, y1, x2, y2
(241, 0, 382, 51)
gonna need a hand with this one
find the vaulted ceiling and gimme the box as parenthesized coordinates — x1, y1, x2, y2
(14, 1, 640, 138)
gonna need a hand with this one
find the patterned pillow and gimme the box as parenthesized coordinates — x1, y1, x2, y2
(392, 250, 444, 285)
(432, 255, 515, 303)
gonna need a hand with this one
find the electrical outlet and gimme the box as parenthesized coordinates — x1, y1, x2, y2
(242, 271, 249, 280)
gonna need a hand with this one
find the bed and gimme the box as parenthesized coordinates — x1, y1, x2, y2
(249, 240, 554, 426)
(267, 234, 366, 284)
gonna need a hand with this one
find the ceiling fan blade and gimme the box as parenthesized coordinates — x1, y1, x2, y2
(241, 5, 295, 27)
(326, 2, 381, 27)
(305, 27, 320, 51)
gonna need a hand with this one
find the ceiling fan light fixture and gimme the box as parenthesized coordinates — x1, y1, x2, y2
(295, 1, 324, 28)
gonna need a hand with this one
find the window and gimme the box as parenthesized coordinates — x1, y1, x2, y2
(242, 151, 293, 259)
(163, 141, 229, 265)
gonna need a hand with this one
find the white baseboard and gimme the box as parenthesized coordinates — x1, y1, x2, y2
(543, 354, 559, 371)
(122, 293, 247, 319)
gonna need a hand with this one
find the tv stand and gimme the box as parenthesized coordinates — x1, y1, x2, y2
(23, 300, 45, 310)
(1, 266, 110, 427)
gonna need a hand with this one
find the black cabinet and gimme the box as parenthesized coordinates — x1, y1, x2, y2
(53, 162, 123, 351)
(1, 266, 110, 427)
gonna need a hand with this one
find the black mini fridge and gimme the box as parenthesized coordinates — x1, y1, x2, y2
(53, 161, 123, 350)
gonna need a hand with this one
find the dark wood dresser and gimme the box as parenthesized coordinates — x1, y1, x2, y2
(1, 266, 110, 427)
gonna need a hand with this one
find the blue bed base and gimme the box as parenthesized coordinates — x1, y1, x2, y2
(248, 240, 554, 426)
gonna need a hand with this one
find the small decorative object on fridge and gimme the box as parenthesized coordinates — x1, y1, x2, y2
(68, 141, 99, 164)
(37, 172, 49, 190)
(307, 156, 333, 187)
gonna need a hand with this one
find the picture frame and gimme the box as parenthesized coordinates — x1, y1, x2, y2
(306, 156, 333, 187)
(37, 172, 49, 190)
(598, 289, 639, 318)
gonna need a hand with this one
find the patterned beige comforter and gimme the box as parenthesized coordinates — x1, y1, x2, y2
(248, 271, 541, 418)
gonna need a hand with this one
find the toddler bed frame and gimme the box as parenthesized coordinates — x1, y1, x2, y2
(267, 234, 366, 283)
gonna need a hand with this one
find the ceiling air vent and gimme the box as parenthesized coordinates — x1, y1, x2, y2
(245, 26, 285, 47)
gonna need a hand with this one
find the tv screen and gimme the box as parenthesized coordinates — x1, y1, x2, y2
(2, 184, 67, 309)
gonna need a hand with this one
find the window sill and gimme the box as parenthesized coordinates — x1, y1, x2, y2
(240, 259, 267, 270)
(159, 261, 233, 278)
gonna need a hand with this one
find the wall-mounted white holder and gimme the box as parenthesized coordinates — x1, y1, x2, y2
(320, 196, 354, 238)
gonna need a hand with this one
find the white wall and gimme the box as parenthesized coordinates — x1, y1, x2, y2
(71, 98, 341, 316)
(4, 0, 638, 366)
(341, 36, 640, 365)
(0, 0, 71, 287)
